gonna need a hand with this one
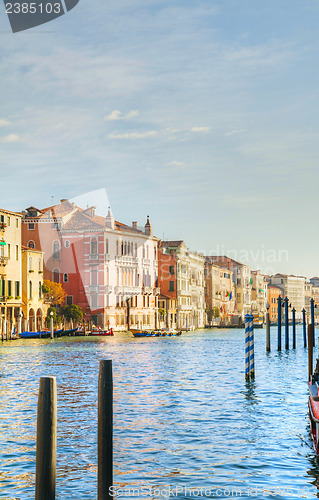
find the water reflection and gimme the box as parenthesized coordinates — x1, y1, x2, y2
(0, 329, 318, 498)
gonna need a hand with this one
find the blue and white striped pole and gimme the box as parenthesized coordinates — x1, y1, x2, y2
(249, 314, 255, 378)
(245, 314, 250, 380)
(277, 296, 282, 351)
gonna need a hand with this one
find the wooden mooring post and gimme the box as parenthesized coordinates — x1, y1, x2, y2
(266, 304, 270, 352)
(308, 324, 314, 382)
(98, 360, 113, 500)
(35, 377, 57, 500)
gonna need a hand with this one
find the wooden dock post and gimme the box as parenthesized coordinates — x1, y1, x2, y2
(302, 308, 307, 348)
(50, 312, 54, 340)
(308, 324, 314, 382)
(266, 304, 270, 352)
(311, 298, 315, 347)
(284, 297, 289, 350)
(35, 377, 57, 500)
(292, 308, 296, 349)
(98, 360, 113, 500)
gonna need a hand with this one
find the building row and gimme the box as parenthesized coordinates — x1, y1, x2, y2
(0, 199, 318, 333)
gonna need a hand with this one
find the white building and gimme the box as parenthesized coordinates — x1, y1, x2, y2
(160, 241, 205, 329)
(270, 274, 306, 320)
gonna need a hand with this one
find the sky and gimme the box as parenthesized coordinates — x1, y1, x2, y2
(1, 0, 319, 277)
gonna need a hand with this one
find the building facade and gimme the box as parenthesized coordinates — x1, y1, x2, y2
(22, 201, 160, 331)
(21, 246, 45, 331)
(0, 209, 23, 336)
(204, 258, 235, 325)
(159, 241, 205, 329)
(251, 270, 268, 320)
(210, 256, 252, 320)
(270, 274, 306, 321)
(267, 284, 283, 323)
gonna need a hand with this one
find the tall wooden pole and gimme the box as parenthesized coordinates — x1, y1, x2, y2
(98, 360, 113, 499)
(266, 305, 270, 352)
(35, 377, 57, 500)
(308, 324, 314, 383)
(277, 296, 282, 351)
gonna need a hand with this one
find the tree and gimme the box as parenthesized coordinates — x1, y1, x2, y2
(42, 280, 67, 306)
(45, 306, 61, 328)
(61, 304, 83, 324)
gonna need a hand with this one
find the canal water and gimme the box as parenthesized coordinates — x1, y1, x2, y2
(0, 327, 318, 499)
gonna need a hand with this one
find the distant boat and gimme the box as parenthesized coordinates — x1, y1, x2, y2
(131, 329, 182, 338)
(90, 328, 114, 336)
(19, 328, 78, 339)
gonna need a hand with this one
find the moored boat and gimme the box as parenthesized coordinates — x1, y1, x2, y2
(90, 328, 114, 336)
(131, 329, 182, 338)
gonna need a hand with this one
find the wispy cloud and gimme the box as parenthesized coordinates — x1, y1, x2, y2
(165, 160, 184, 167)
(190, 127, 211, 133)
(104, 109, 139, 121)
(108, 130, 157, 139)
(0, 119, 11, 127)
(225, 129, 246, 136)
(1, 134, 20, 143)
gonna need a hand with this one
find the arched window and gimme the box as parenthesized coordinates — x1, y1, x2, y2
(53, 240, 60, 259)
(53, 268, 60, 283)
(28, 240, 35, 249)
(63, 273, 68, 283)
(38, 258, 42, 271)
(29, 257, 33, 270)
(124, 242, 127, 255)
(65, 240, 70, 248)
(121, 242, 124, 256)
(29, 281, 32, 299)
(116, 241, 119, 255)
(135, 243, 137, 257)
(105, 239, 109, 254)
(90, 238, 98, 255)
(39, 282, 42, 299)
(154, 246, 157, 259)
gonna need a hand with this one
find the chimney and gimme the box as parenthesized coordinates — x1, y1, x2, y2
(144, 215, 152, 236)
(105, 206, 115, 229)
(60, 199, 67, 203)
(132, 221, 138, 229)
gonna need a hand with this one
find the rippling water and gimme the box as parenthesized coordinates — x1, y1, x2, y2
(0, 327, 319, 499)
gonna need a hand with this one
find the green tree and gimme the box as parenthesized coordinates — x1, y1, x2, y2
(45, 306, 61, 328)
(61, 304, 83, 324)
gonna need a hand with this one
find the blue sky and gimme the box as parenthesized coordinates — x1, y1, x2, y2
(1, 0, 319, 277)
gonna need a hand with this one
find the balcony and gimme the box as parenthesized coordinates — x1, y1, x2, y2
(115, 285, 142, 295)
(89, 254, 99, 262)
(142, 258, 150, 267)
(115, 256, 138, 266)
(0, 256, 8, 267)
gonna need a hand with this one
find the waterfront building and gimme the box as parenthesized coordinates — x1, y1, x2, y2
(159, 241, 205, 329)
(204, 258, 235, 325)
(210, 256, 252, 320)
(0, 209, 23, 335)
(267, 284, 283, 323)
(158, 295, 177, 330)
(21, 201, 159, 331)
(251, 270, 268, 320)
(270, 274, 306, 320)
(21, 246, 45, 331)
